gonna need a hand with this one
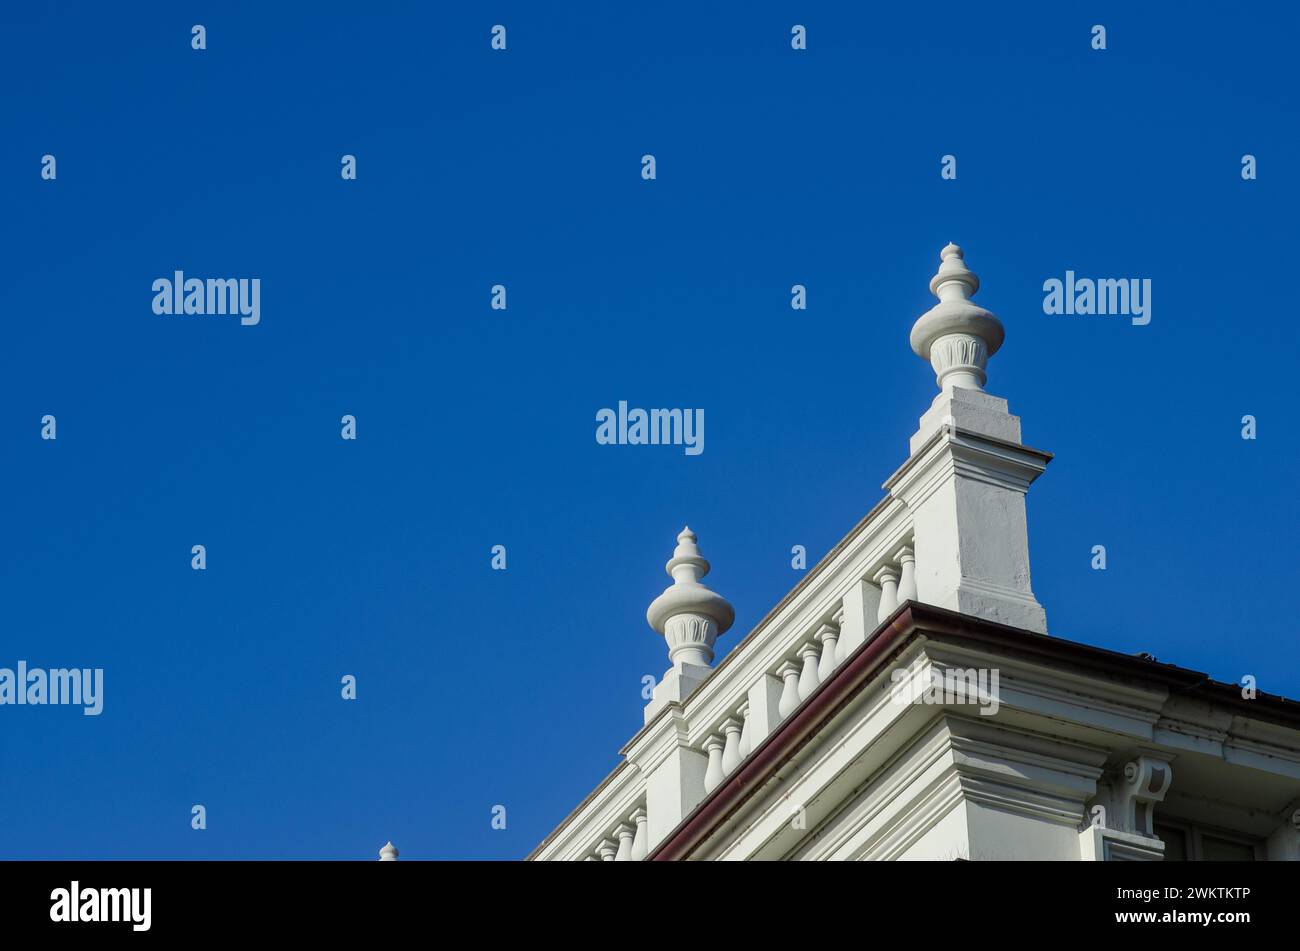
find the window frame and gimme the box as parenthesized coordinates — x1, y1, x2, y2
(1154, 817, 1263, 861)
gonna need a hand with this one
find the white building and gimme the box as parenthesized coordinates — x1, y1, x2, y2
(527, 244, 1300, 862)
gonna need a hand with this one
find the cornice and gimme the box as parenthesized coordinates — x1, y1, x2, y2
(649, 602, 1300, 860)
(884, 424, 1052, 508)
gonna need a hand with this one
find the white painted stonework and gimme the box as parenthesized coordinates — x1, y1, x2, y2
(527, 245, 1300, 862)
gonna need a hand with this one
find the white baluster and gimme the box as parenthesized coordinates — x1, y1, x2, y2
(629, 807, 648, 861)
(777, 660, 802, 718)
(832, 605, 849, 664)
(703, 735, 725, 792)
(797, 642, 821, 701)
(721, 717, 743, 775)
(816, 622, 840, 681)
(895, 545, 917, 603)
(614, 822, 635, 861)
(874, 564, 900, 622)
(598, 839, 617, 861)
(737, 701, 751, 757)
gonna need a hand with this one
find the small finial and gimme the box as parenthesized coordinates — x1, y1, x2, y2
(929, 242, 979, 298)
(671, 527, 701, 566)
(379, 841, 399, 861)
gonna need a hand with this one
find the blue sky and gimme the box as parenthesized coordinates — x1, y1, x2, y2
(1, 2, 1297, 859)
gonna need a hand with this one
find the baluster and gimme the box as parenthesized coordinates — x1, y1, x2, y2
(832, 605, 849, 664)
(598, 839, 617, 861)
(777, 660, 802, 718)
(797, 642, 821, 701)
(895, 545, 917, 603)
(614, 823, 635, 861)
(703, 735, 725, 792)
(721, 717, 743, 775)
(629, 807, 648, 861)
(874, 564, 900, 622)
(816, 621, 840, 681)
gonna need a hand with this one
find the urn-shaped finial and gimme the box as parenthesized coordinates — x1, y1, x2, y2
(646, 527, 735, 668)
(909, 244, 1005, 392)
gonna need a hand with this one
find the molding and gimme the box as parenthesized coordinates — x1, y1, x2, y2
(884, 425, 1052, 507)
(1079, 826, 1166, 861)
(647, 603, 1300, 861)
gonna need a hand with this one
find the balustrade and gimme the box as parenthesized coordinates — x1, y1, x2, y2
(590, 539, 920, 861)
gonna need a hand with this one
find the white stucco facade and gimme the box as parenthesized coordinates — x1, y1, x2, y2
(527, 245, 1300, 862)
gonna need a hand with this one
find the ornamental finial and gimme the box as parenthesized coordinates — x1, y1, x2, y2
(646, 527, 734, 668)
(910, 243, 1005, 392)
